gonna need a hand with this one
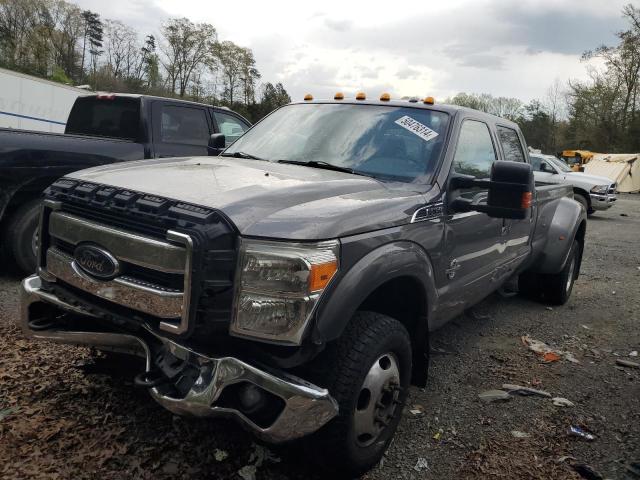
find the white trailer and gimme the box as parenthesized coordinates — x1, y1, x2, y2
(0, 67, 90, 133)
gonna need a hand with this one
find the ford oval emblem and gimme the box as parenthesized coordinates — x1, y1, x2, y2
(73, 244, 120, 280)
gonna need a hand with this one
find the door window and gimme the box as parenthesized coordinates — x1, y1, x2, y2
(496, 126, 526, 162)
(214, 111, 248, 146)
(452, 120, 497, 178)
(160, 105, 210, 146)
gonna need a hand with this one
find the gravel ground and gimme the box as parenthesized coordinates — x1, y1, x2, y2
(1, 195, 639, 480)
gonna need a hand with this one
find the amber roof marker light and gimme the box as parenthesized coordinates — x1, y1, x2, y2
(380, 93, 391, 101)
(355, 92, 366, 100)
(334, 92, 345, 100)
(304, 94, 313, 101)
(423, 96, 435, 105)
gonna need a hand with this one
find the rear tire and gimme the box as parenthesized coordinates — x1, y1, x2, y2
(6, 198, 41, 274)
(540, 240, 580, 305)
(519, 240, 581, 305)
(307, 312, 412, 477)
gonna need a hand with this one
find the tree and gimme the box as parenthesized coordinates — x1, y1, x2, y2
(80, 10, 103, 82)
(445, 92, 523, 120)
(213, 40, 246, 104)
(160, 17, 216, 97)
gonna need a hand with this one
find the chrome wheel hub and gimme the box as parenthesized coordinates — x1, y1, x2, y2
(354, 353, 401, 447)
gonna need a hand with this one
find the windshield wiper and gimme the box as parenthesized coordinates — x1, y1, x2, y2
(277, 159, 366, 176)
(221, 151, 264, 160)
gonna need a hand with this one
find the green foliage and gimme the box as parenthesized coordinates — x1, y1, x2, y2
(0, 0, 290, 123)
(50, 65, 72, 84)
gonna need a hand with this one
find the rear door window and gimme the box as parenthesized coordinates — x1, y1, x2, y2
(160, 105, 210, 146)
(65, 96, 140, 140)
(496, 126, 526, 162)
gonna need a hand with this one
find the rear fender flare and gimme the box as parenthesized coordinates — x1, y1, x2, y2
(532, 197, 586, 274)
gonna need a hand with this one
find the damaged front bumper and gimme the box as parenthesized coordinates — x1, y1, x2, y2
(20, 275, 338, 443)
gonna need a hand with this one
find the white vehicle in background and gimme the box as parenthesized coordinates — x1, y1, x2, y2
(530, 153, 617, 215)
(0, 67, 89, 133)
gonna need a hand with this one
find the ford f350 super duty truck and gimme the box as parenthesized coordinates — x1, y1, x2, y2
(20, 95, 586, 476)
(0, 93, 250, 273)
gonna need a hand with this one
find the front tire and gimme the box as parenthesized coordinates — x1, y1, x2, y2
(308, 312, 412, 477)
(6, 198, 41, 274)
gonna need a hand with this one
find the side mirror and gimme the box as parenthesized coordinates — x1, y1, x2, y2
(208, 133, 226, 154)
(540, 162, 549, 172)
(450, 161, 534, 220)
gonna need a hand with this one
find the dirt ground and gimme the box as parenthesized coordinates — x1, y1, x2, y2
(1, 195, 639, 480)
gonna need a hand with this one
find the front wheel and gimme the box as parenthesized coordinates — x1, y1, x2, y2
(307, 312, 412, 477)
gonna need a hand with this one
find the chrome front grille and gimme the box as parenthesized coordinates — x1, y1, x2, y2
(42, 207, 193, 334)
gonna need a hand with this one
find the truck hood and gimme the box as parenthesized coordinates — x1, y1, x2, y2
(562, 172, 614, 186)
(67, 156, 427, 239)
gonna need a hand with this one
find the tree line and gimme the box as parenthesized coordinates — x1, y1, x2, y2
(0, 0, 290, 122)
(446, 4, 640, 155)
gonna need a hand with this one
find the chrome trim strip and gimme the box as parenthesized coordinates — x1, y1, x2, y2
(411, 202, 444, 223)
(48, 212, 186, 274)
(160, 230, 194, 335)
(46, 248, 184, 319)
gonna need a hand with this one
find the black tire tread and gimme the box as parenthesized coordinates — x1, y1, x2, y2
(5, 198, 41, 274)
(308, 312, 412, 477)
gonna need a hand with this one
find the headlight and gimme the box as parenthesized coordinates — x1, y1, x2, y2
(590, 185, 609, 194)
(230, 239, 339, 344)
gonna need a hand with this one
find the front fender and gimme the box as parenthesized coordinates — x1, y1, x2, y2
(531, 197, 586, 274)
(313, 240, 437, 343)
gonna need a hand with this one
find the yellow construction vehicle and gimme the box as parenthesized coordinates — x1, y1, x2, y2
(560, 150, 596, 172)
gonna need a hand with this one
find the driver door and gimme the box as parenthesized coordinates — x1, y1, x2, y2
(438, 119, 504, 315)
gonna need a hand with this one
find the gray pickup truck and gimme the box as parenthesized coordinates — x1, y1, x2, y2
(20, 96, 586, 476)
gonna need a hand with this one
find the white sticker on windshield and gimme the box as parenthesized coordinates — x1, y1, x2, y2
(394, 116, 439, 142)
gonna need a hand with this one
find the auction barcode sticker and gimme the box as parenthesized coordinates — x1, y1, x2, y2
(394, 116, 439, 142)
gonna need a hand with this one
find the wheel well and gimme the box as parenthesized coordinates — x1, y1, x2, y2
(2, 178, 54, 221)
(358, 276, 429, 386)
(573, 187, 591, 208)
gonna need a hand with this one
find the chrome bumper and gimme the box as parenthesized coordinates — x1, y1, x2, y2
(590, 193, 617, 210)
(20, 275, 338, 443)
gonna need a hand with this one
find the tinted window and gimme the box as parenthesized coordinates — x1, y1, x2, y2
(225, 103, 450, 183)
(65, 97, 140, 140)
(214, 111, 248, 146)
(497, 126, 526, 162)
(160, 106, 209, 145)
(452, 120, 496, 178)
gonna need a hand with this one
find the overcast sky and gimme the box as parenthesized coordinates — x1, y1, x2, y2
(74, 0, 629, 103)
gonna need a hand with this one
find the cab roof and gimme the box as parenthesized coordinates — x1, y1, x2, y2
(290, 98, 521, 129)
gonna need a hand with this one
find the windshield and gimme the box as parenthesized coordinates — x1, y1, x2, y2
(547, 156, 573, 172)
(224, 103, 450, 183)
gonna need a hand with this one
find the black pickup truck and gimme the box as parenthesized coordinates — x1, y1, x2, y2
(21, 96, 586, 476)
(0, 93, 251, 273)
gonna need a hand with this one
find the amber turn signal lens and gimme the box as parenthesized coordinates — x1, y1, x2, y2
(334, 92, 344, 100)
(304, 94, 313, 101)
(380, 92, 391, 101)
(521, 191, 533, 209)
(309, 261, 338, 292)
(423, 96, 435, 105)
